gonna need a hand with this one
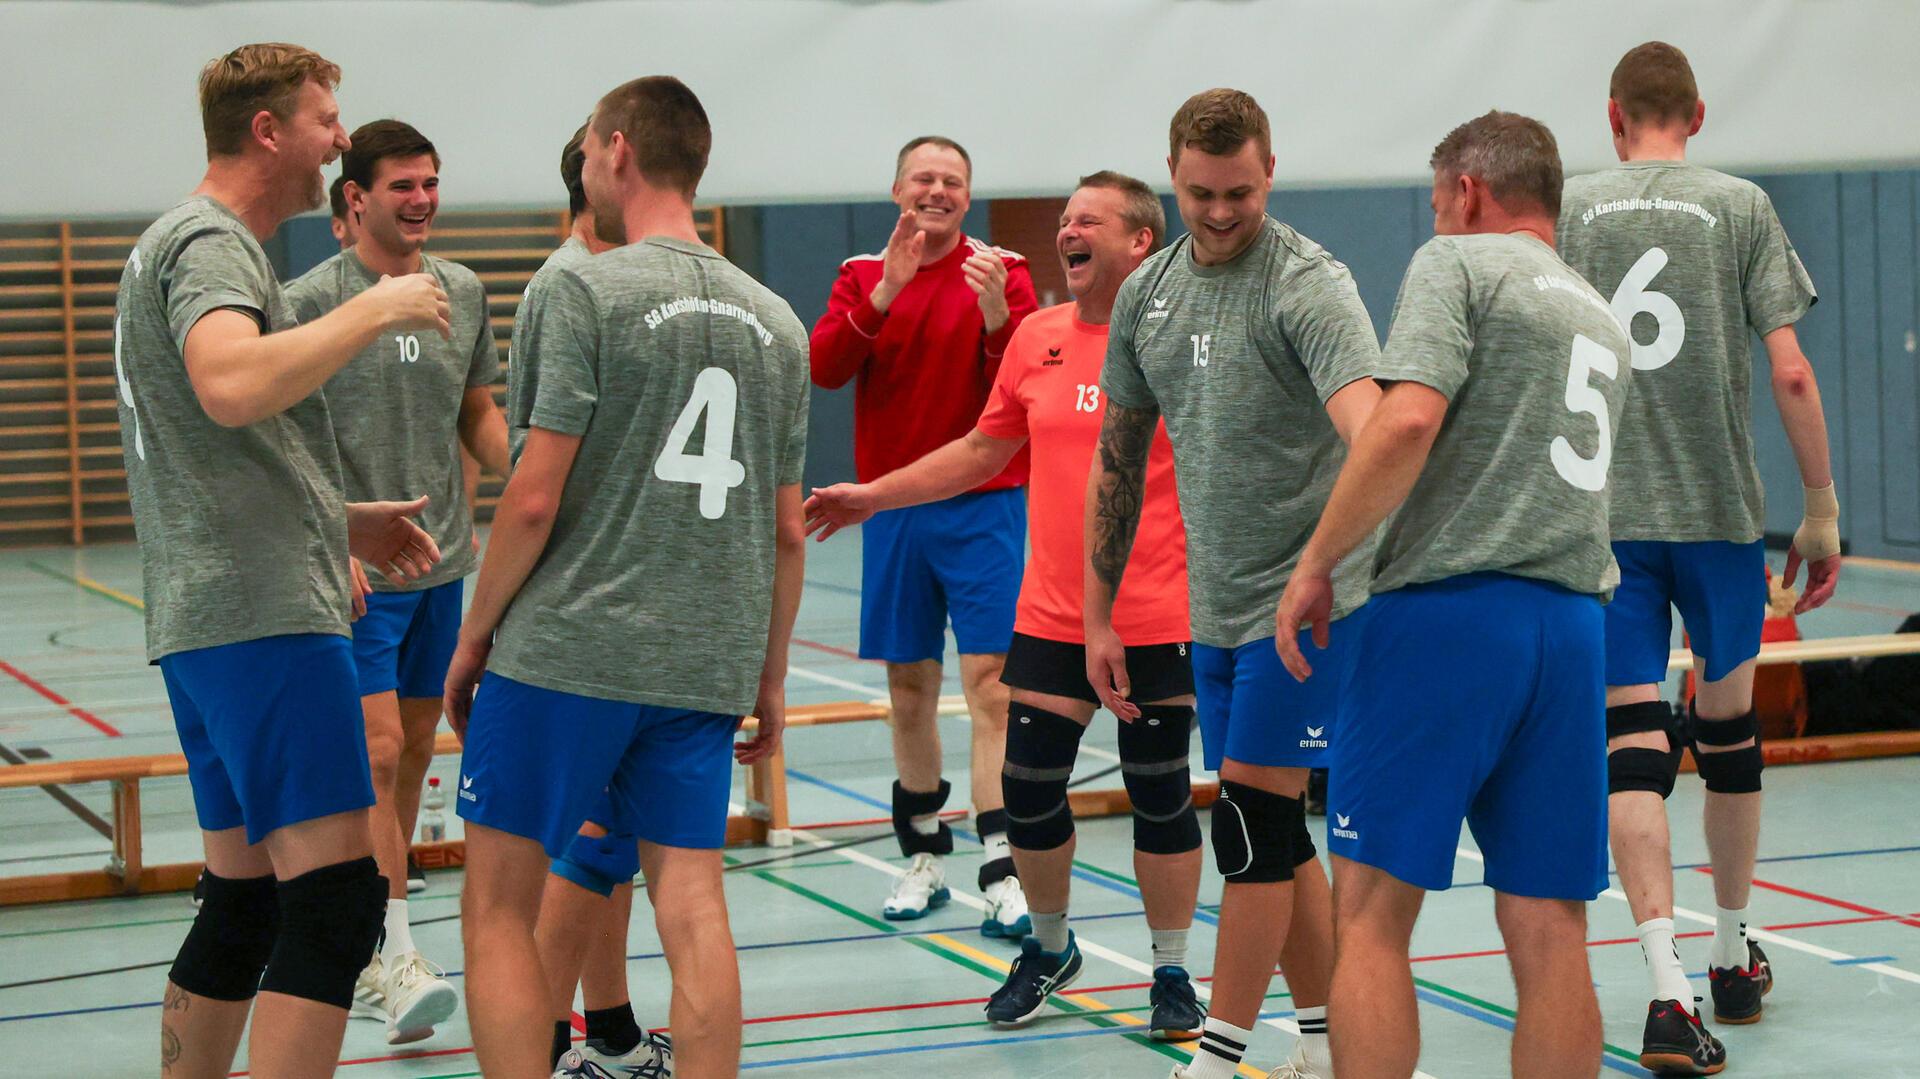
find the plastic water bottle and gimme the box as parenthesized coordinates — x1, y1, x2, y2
(420, 777, 447, 843)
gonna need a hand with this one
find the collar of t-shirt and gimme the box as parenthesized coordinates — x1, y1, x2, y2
(637, 236, 721, 260)
(1068, 309, 1109, 338)
(1618, 159, 1688, 171)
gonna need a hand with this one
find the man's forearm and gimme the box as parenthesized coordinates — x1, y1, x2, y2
(868, 430, 1020, 512)
(763, 488, 806, 683)
(1764, 330, 1834, 489)
(1083, 401, 1156, 622)
(189, 296, 390, 426)
(458, 487, 555, 643)
(461, 399, 513, 478)
(1298, 384, 1445, 576)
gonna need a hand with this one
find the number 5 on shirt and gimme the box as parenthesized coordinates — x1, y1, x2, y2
(1551, 333, 1620, 493)
(654, 366, 745, 520)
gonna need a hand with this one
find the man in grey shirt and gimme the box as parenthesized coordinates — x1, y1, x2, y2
(442, 77, 808, 1079)
(286, 117, 510, 1046)
(1557, 41, 1841, 1074)
(1276, 111, 1630, 1079)
(115, 43, 448, 1079)
(1088, 88, 1381, 1079)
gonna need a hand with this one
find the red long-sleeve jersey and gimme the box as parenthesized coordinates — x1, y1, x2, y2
(810, 235, 1039, 488)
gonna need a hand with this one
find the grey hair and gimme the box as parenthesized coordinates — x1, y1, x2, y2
(1429, 110, 1563, 217)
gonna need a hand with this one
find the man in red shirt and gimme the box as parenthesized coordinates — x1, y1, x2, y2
(811, 136, 1040, 929)
(807, 172, 1205, 1038)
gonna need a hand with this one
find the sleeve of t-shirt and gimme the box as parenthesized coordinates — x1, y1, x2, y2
(464, 278, 501, 388)
(1278, 252, 1381, 402)
(779, 341, 811, 487)
(1099, 274, 1158, 411)
(1742, 188, 1818, 335)
(518, 269, 600, 437)
(164, 225, 273, 352)
(283, 271, 326, 327)
(975, 318, 1033, 440)
(1374, 239, 1475, 400)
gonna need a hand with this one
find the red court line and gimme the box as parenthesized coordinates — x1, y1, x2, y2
(1692, 866, 1920, 929)
(793, 637, 875, 663)
(794, 809, 970, 831)
(0, 658, 121, 737)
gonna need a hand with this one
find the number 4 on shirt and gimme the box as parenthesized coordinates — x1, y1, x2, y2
(654, 366, 745, 520)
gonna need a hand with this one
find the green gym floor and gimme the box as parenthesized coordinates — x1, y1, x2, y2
(1, 535, 1916, 1078)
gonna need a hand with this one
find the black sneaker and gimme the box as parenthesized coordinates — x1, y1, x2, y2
(984, 933, 1083, 1028)
(1639, 999, 1726, 1075)
(406, 853, 427, 895)
(1709, 940, 1772, 1025)
(1148, 965, 1203, 1041)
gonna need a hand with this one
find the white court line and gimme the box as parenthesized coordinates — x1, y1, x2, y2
(1453, 846, 1920, 986)
(787, 663, 880, 696)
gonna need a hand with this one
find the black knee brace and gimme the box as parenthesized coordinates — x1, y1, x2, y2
(1118, 705, 1201, 855)
(1690, 704, 1763, 794)
(257, 857, 386, 1009)
(1210, 780, 1302, 883)
(1001, 704, 1083, 853)
(892, 779, 955, 857)
(168, 871, 279, 1001)
(1607, 701, 1685, 798)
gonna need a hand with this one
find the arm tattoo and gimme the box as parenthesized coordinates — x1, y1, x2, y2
(1090, 401, 1157, 593)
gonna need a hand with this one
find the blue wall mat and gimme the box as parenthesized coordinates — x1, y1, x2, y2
(1270, 186, 1421, 340)
(1872, 172, 1920, 552)
(280, 215, 337, 280)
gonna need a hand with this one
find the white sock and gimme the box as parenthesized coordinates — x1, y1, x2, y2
(1712, 905, 1750, 970)
(1295, 1004, 1333, 1072)
(1636, 917, 1693, 1011)
(981, 829, 1011, 864)
(910, 814, 942, 837)
(1151, 927, 1189, 970)
(380, 899, 415, 964)
(1186, 1016, 1253, 1079)
(1031, 908, 1070, 953)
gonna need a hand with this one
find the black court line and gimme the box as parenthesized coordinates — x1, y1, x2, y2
(0, 739, 113, 839)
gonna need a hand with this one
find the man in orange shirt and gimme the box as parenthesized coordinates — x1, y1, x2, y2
(807, 172, 1205, 1040)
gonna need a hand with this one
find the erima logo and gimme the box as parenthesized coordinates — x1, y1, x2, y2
(1299, 725, 1328, 749)
(459, 775, 478, 803)
(1146, 297, 1171, 320)
(1332, 813, 1358, 840)
(1042, 347, 1064, 366)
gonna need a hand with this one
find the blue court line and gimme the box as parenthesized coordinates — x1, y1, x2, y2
(741, 1006, 1294, 1069)
(0, 1001, 158, 1024)
(1446, 842, 1920, 891)
(803, 577, 865, 598)
(786, 768, 1220, 925)
(1413, 988, 1650, 1077)
(1831, 955, 1897, 966)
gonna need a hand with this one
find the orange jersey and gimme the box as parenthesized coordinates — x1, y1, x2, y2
(975, 303, 1188, 645)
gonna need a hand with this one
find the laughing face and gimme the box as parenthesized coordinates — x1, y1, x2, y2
(281, 79, 351, 213)
(352, 153, 439, 257)
(1169, 139, 1272, 265)
(1056, 185, 1148, 305)
(892, 144, 971, 246)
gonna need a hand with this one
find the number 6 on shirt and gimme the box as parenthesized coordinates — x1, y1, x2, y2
(654, 366, 746, 520)
(1550, 333, 1620, 493)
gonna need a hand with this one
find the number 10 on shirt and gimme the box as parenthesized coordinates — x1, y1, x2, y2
(654, 366, 746, 520)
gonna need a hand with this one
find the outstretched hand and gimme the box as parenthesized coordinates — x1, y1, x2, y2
(346, 496, 440, 586)
(803, 483, 878, 541)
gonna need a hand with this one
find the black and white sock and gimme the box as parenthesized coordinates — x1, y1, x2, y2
(1186, 1016, 1252, 1079)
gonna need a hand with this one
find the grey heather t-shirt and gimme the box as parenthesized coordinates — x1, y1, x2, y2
(286, 250, 497, 590)
(1370, 234, 1634, 598)
(113, 196, 350, 660)
(489, 237, 810, 714)
(1558, 162, 1816, 543)
(1103, 217, 1381, 648)
(508, 236, 592, 461)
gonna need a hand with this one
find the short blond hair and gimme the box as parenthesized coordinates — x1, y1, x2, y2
(198, 43, 341, 158)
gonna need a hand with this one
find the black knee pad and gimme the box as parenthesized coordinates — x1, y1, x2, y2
(258, 857, 386, 1009)
(892, 779, 955, 856)
(1292, 799, 1318, 866)
(168, 871, 279, 1001)
(1606, 702, 1684, 797)
(1690, 705, 1763, 794)
(1001, 704, 1084, 853)
(1118, 705, 1201, 855)
(1210, 780, 1301, 883)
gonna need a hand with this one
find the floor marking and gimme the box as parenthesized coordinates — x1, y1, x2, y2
(0, 657, 122, 737)
(1692, 866, 1920, 929)
(786, 663, 882, 695)
(24, 561, 146, 613)
(1831, 955, 1898, 966)
(0, 737, 114, 838)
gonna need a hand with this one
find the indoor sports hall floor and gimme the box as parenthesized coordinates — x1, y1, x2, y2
(1, 536, 1916, 1078)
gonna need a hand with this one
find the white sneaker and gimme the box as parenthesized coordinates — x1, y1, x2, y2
(980, 875, 1031, 939)
(1267, 1041, 1330, 1079)
(380, 951, 459, 1045)
(349, 954, 385, 1020)
(583, 1029, 673, 1077)
(882, 853, 950, 920)
(553, 1049, 619, 1078)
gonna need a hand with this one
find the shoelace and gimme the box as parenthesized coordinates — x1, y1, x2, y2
(390, 954, 446, 994)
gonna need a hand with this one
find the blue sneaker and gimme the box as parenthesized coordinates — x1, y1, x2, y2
(984, 932, 1084, 1027)
(1149, 965, 1203, 1041)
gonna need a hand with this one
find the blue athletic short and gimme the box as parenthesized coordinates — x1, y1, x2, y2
(457, 673, 741, 852)
(352, 580, 464, 698)
(160, 633, 375, 845)
(1607, 540, 1767, 686)
(1191, 607, 1369, 772)
(1330, 573, 1608, 900)
(549, 790, 642, 896)
(860, 488, 1025, 663)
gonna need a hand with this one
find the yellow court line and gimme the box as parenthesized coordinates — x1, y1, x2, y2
(1844, 554, 1920, 574)
(77, 573, 144, 609)
(925, 932, 1266, 1078)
